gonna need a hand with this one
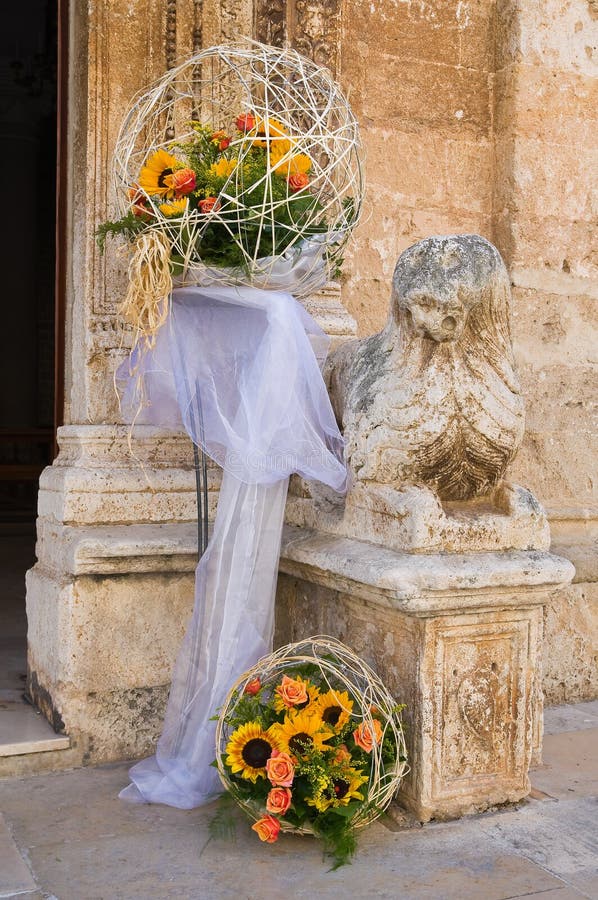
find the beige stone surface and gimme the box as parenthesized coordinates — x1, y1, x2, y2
(334, 0, 597, 708)
(276, 525, 573, 821)
(0, 702, 70, 758)
(542, 582, 598, 705)
(286, 481, 551, 554)
(2, 714, 597, 900)
(20, 0, 597, 782)
(0, 812, 36, 897)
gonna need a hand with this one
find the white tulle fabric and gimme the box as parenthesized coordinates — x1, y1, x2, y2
(118, 283, 346, 808)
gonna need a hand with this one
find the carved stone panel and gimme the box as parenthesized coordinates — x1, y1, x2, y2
(429, 611, 541, 807)
(254, 0, 341, 75)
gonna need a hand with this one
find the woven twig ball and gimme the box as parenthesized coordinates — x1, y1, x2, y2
(112, 40, 363, 296)
(215, 635, 408, 834)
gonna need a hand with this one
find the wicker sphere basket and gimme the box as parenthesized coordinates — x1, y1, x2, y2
(112, 40, 363, 297)
(215, 635, 408, 835)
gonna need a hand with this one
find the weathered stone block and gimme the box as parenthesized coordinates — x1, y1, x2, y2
(542, 581, 598, 705)
(363, 56, 492, 136)
(275, 527, 574, 821)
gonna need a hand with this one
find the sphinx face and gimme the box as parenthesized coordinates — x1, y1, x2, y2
(392, 235, 497, 343)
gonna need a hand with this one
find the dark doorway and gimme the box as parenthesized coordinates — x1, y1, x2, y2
(0, 2, 58, 700)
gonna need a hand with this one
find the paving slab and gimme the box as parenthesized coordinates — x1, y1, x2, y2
(0, 812, 37, 897)
(531, 727, 598, 800)
(544, 702, 598, 736)
(0, 702, 597, 899)
(0, 702, 70, 758)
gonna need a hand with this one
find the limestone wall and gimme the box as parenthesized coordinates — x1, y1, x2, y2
(27, 1, 595, 769)
(336, 0, 597, 703)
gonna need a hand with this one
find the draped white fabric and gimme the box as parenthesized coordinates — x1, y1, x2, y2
(118, 284, 346, 808)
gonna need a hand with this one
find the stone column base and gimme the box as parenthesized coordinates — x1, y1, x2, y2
(275, 527, 574, 822)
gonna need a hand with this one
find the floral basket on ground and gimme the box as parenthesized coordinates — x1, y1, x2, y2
(214, 636, 408, 867)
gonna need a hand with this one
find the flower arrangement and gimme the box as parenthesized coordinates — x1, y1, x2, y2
(98, 112, 337, 273)
(100, 42, 362, 348)
(215, 636, 408, 868)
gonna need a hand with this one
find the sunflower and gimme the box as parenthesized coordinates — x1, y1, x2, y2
(225, 721, 282, 783)
(270, 148, 312, 178)
(271, 709, 334, 758)
(159, 198, 188, 217)
(272, 674, 320, 714)
(209, 158, 238, 179)
(311, 689, 354, 732)
(252, 117, 289, 148)
(307, 766, 368, 812)
(138, 149, 180, 198)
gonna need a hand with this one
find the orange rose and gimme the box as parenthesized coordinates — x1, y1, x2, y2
(199, 196, 220, 214)
(236, 113, 256, 132)
(251, 814, 280, 843)
(266, 749, 295, 787)
(266, 787, 292, 816)
(211, 130, 231, 151)
(165, 167, 196, 197)
(244, 677, 261, 696)
(353, 719, 383, 753)
(333, 744, 351, 764)
(288, 173, 309, 193)
(127, 186, 149, 218)
(275, 675, 308, 708)
(132, 199, 149, 217)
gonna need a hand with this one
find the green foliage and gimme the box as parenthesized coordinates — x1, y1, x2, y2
(96, 211, 146, 253)
(208, 792, 237, 842)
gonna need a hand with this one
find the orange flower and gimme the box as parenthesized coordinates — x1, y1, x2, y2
(128, 188, 150, 218)
(265, 749, 295, 787)
(164, 167, 196, 197)
(198, 196, 220, 214)
(211, 130, 231, 151)
(333, 744, 352, 764)
(236, 113, 256, 132)
(266, 787, 292, 816)
(251, 815, 280, 843)
(288, 173, 309, 193)
(353, 719, 383, 753)
(244, 677, 261, 696)
(275, 675, 308, 709)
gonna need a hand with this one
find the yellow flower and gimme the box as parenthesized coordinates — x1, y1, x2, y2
(159, 198, 188, 217)
(138, 149, 180, 198)
(210, 158, 238, 178)
(270, 148, 312, 178)
(225, 721, 282, 783)
(270, 709, 334, 758)
(311, 689, 354, 732)
(272, 674, 320, 714)
(252, 117, 289, 148)
(307, 766, 368, 812)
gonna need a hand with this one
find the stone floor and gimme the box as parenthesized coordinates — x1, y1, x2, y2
(0, 531, 70, 766)
(0, 701, 596, 900)
(0, 531, 34, 697)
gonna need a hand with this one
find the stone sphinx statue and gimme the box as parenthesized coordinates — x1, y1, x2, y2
(286, 235, 548, 553)
(329, 234, 525, 501)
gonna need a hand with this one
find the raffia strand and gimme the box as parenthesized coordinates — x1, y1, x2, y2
(120, 229, 173, 348)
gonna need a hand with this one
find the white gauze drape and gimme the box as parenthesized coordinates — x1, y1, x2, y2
(118, 283, 346, 808)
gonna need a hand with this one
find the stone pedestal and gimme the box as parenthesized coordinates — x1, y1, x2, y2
(26, 287, 356, 766)
(275, 527, 574, 821)
(25, 425, 202, 763)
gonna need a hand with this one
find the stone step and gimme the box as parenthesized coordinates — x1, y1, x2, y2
(0, 700, 70, 759)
